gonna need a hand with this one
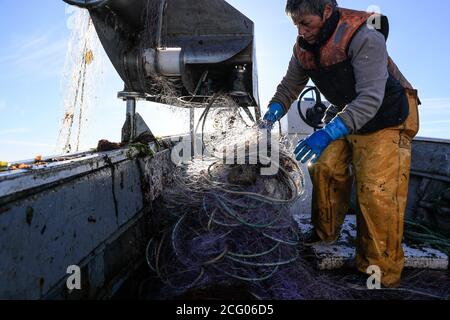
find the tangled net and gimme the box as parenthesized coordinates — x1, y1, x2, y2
(58, 7, 104, 154)
(146, 135, 307, 297)
(140, 91, 318, 298)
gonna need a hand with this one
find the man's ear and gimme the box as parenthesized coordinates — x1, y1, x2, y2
(322, 4, 334, 21)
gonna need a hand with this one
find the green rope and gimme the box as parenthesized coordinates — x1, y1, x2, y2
(404, 219, 450, 254)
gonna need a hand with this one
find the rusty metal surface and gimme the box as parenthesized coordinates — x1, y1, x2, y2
(411, 138, 449, 178)
(0, 146, 174, 299)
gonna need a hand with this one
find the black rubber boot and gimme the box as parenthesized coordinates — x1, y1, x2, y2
(302, 229, 338, 247)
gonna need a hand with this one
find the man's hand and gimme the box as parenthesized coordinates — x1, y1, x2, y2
(258, 119, 275, 131)
(259, 102, 285, 130)
(295, 117, 350, 164)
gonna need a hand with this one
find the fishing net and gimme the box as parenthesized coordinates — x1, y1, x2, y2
(142, 94, 308, 298)
(58, 7, 104, 153)
(146, 145, 305, 297)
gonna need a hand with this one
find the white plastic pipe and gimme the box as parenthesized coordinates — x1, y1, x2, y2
(143, 47, 182, 76)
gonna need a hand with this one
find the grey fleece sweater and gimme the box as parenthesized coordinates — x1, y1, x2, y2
(270, 24, 411, 133)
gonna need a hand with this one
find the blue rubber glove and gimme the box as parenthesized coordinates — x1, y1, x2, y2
(294, 117, 350, 164)
(259, 102, 285, 130)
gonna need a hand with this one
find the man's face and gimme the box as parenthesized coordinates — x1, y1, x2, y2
(291, 4, 333, 44)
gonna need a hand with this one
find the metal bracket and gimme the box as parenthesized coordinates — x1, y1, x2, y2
(118, 91, 152, 144)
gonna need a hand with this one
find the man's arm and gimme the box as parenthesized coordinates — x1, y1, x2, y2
(269, 48, 310, 112)
(335, 25, 389, 133)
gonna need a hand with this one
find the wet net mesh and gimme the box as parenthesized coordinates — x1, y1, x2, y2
(146, 147, 305, 298)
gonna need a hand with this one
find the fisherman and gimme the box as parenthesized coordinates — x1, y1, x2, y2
(261, 0, 420, 288)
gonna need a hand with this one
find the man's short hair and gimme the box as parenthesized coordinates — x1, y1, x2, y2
(285, 0, 338, 17)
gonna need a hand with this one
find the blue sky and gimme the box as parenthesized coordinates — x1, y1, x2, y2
(0, 0, 449, 161)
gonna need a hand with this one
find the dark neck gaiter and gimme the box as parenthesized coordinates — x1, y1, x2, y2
(298, 9, 340, 63)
